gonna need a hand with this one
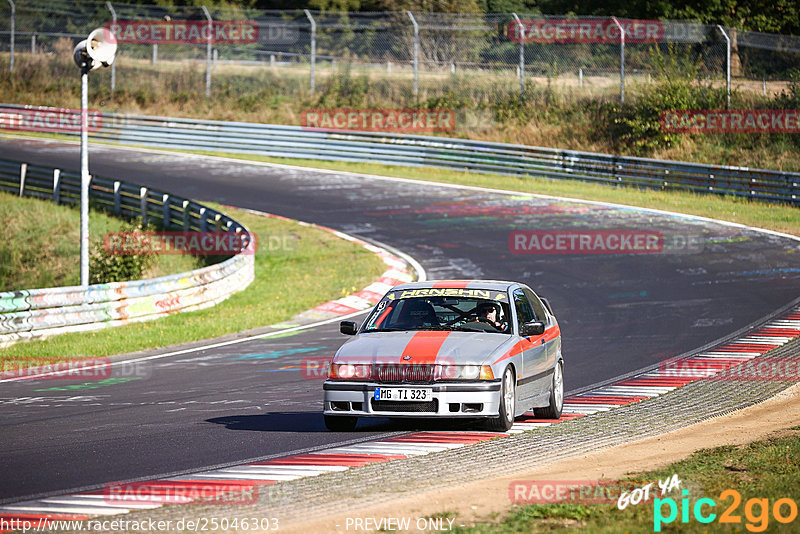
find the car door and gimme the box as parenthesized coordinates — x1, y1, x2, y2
(512, 288, 548, 401)
(524, 287, 559, 375)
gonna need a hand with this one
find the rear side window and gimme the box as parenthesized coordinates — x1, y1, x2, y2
(523, 288, 548, 321)
(513, 289, 534, 327)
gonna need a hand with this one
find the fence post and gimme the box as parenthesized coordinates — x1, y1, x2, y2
(182, 199, 190, 230)
(7, 0, 14, 73)
(199, 207, 208, 231)
(611, 16, 624, 103)
(30, 33, 35, 54)
(304, 9, 316, 94)
(106, 2, 116, 91)
(152, 43, 157, 64)
(717, 25, 731, 109)
(511, 13, 525, 93)
(406, 11, 419, 97)
(162, 193, 170, 229)
(113, 180, 121, 214)
(18, 162, 26, 196)
(201, 6, 212, 97)
(53, 169, 61, 204)
(140, 187, 148, 226)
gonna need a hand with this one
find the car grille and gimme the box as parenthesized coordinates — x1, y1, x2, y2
(371, 399, 438, 413)
(374, 364, 435, 382)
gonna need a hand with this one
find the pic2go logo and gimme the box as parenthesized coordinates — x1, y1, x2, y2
(654, 489, 798, 532)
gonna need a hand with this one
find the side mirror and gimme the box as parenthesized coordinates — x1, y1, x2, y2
(340, 321, 358, 335)
(521, 321, 545, 337)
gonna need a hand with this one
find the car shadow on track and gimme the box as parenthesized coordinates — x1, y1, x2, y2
(206, 412, 483, 433)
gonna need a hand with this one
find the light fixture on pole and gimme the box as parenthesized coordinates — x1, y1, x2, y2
(73, 28, 117, 287)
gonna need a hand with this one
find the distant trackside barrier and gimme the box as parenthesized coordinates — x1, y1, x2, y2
(1, 104, 797, 205)
(0, 156, 254, 348)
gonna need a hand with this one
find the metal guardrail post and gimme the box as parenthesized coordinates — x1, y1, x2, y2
(140, 187, 148, 226)
(512, 13, 525, 93)
(304, 9, 316, 94)
(407, 11, 419, 97)
(201, 6, 212, 98)
(18, 162, 26, 196)
(611, 16, 624, 103)
(152, 43, 157, 65)
(106, 2, 116, 92)
(162, 193, 170, 228)
(7, 0, 14, 73)
(113, 180, 121, 214)
(717, 25, 731, 109)
(53, 169, 61, 204)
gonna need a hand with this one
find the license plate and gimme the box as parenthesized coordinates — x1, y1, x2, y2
(374, 387, 431, 402)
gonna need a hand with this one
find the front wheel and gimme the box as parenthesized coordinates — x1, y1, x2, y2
(324, 414, 358, 431)
(534, 360, 563, 419)
(486, 366, 515, 431)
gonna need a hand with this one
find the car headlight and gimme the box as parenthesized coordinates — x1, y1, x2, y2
(328, 363, 371, 380)
(434, 365, 494, 380)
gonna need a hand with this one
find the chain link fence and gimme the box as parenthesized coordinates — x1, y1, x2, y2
(1, 1, 799, 101)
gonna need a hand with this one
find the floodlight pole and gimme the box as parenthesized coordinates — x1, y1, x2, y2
(201, 6, 212, 97)
(7, 0, 14, 73)
(106, 1, 116, 91)
(80, 65, 90, 286)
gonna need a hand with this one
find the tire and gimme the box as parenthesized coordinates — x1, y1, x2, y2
(534, 360, 563, 419)
(324, 415, 358, 431)
(486, 366, 515, 431)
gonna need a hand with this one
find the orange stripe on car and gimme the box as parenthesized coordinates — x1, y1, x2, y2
(492, 324, 560, 365)
(400, 331, 451, 364)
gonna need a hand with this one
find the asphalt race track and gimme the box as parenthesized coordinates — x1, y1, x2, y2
(2, 137, 799, 502)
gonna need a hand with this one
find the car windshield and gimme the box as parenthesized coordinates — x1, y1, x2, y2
(362, 291, 512, 334)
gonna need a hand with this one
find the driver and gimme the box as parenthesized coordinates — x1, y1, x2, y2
(474, 301, 505, 331)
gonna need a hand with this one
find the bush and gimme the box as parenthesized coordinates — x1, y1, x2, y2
(89, 224, 153, 285)
(600, 46, 727, 154)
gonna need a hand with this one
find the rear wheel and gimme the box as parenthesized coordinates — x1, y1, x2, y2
(324, 415, 358, 431)
(486, 366, 515, 431)
(534, 360, 563, 419)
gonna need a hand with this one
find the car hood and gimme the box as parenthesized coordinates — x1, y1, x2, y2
(334, 330, 514, 366)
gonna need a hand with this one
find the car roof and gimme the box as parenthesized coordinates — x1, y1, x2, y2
(391, 280, 521, 292)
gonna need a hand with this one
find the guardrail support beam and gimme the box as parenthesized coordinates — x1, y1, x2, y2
(140, 186, 148, 226)
(53, 169, 61, 204)
(162, 193, 170, 228)
(18, 162, 26, 196)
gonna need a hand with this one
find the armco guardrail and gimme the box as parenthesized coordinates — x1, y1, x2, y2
(1, 103, 798, 205)
(0, 157, 254, 347)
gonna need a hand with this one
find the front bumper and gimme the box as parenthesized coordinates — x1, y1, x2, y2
(323, 380, 502, 418)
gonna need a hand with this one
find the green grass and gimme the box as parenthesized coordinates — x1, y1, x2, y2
(450, 430, 800, 533)
(0, 191, 200, 291)
(0, 202, 386, 365)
